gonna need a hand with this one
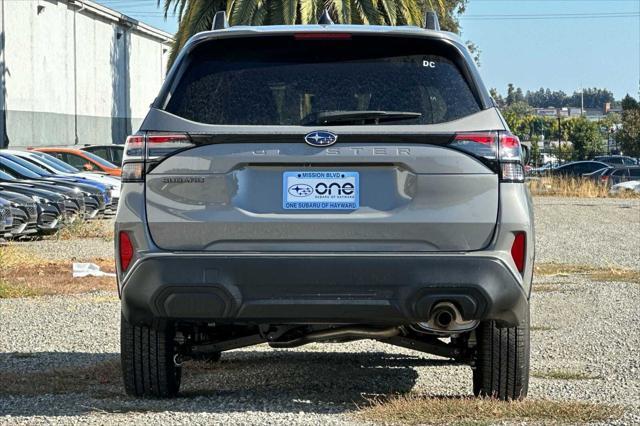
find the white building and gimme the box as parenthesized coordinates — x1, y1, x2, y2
(0, 0, 172, 147)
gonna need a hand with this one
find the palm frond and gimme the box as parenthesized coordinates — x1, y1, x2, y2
(378, 0, 397, 25)
(230, 0, 259, 25)
(330, 0, 351, 23)
(352, 0, 382, 25)
(299, 0, 319, 23)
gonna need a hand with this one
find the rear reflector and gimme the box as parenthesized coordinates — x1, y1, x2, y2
(511, 232, 526, 273)
(294, 33, 352, 40)
(119, 231, 134, 272)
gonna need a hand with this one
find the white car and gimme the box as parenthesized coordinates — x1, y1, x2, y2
(610, 180, 640, 194)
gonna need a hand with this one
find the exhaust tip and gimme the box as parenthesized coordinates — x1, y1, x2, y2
(434, 309, 454, 328)
(413, 301, 479, 334)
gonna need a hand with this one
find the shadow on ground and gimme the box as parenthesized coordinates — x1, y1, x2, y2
(0, 350, 464, 417)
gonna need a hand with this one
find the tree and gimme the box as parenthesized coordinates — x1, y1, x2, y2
(161, 0, 465, 67)
(489, 88, 505, 108)
(567, 117, 603, 160)
(621, 94, 640, 111)
(568, 88, 614, 109)
(618, 95, 640, 157)
(529, 135, 541, 166)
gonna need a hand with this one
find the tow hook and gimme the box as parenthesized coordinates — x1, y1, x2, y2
(173, 353, 189, 367)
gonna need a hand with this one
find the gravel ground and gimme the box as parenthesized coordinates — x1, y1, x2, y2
(534, 197, 640, 270)
(17, 237, 113, 262)
(1, 196, 639, 424)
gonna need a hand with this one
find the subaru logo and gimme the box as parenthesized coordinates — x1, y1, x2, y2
(304, 131, 338, 147)
(288, 184, 314, 197)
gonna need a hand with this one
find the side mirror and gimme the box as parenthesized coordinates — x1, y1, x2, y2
(83, 163, 94, 171)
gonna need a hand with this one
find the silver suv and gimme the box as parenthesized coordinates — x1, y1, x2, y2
(116, 15, 534, 400)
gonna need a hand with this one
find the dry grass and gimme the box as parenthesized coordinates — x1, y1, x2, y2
(0, 244, 45, 269)
(355, 395, 622, 425)
(531, 283, 564, 293)
(0, 245, 116, 298)
(57, 219, 113, 241)
(532, 370, 601, 381)
(535, 263, 640, 284)
(528, 176, 640, 198)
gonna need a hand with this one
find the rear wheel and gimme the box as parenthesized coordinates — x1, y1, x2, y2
(472, 310, 530, 400)
(120, 314, 181, 398)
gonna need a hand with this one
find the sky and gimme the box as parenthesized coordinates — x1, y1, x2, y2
(99, 0, 640, 99)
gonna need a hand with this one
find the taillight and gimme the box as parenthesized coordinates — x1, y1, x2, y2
(450, 131, 524, 182)
(119, 231, 134, 272)
(450, 132, 498, 161)
(121, 134, 145, 182)
(510, 232, 526, 274)
(146, 133, 194, 161)
(121, 132, 193, 182)
(499, 133, 524, 182)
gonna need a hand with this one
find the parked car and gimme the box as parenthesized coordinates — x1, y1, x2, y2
(585, 166, 640, 187)
(0, 197, 14, 238)
(547, 161, 611, 177)
(4, 150, 120, 210)
(116, 16, 534, 400)
(0, 155, 106, 218)
(31, 147, 121, 177)
(610, 180, 640, 194)
(81, 144, 124, 167)
(0, 169, 84, 222)
(593, 155, 638, 166)
(0, 189, 38, 237)
(529, 162, 555, 176)
(7, 149, 121, 188)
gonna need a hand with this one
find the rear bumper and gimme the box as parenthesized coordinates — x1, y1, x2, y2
(120, 254, 529, 327)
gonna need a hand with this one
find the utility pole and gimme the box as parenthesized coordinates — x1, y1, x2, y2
(557, 109, 562, 162)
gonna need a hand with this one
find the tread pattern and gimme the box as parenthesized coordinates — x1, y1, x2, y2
(472, 311, 530, 400)
(121, 314, 181, 397)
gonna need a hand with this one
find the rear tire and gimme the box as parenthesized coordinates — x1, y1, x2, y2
(120, 314, 181, 398)
(472, 310, 530, 400)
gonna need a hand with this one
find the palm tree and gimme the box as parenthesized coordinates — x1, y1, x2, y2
(161, 0, 453, 67)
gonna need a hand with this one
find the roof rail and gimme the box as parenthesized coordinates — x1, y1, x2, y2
(212, 10, 229, 30)
(424, 10, 440, 31)
(318, 9, 334, 25)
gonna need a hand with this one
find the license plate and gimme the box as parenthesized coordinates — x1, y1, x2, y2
(283, 171, 359, 210)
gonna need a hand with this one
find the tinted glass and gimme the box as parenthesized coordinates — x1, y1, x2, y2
(0, 157, 42, 178)
(62, 153, 87, 168)
(80, 151, 118, 168)
(0, 170, 15, 180)
(1, 153, 51, 176)
(165, 36, 481, 126)
(32, 152, 80, 173)
(111, 147, 124, 165)
(584, 163, 605, 173)
(88, 147, 108, 159)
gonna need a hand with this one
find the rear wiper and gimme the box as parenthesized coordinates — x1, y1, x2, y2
(302, 110, 422, 126)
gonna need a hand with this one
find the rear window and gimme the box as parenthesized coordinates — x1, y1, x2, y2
(164, 35, 481, 126)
